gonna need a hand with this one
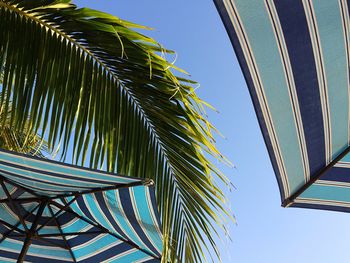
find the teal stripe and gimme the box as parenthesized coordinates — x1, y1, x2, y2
(81, 194, 116, 232)
(0, 204, 20, 225)
(73, 234, 121, 259)
(234, 0, 306, 192)
(0, 163, 109, 189)
(104, 190, 147, 251)
(66, 192, 155, 258)
(0, 239, 71, 259)
(37, 226, 61, 235)
(0, 151, 137, 183)
(312, 0, 349, 159)
(60, 218, 91, 234)
(339, 152, 350, 162)
(27, 244, 72, 259)
(1, 172, 79, 193)
(300, 184, 350, 203)
(0, 257, 15, 262)
(110, 249, 149, 263)
(132, 186, 162, 252)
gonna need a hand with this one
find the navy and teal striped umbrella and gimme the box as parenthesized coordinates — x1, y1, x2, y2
(215, 0, 350, 212)
(0, 149, 162, 262)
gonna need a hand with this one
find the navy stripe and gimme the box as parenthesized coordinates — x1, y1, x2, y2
(0, 147, 141, 181)
(0, 169, 86, 192)
(119, 188, 159, 257)
(0, 159, 118, 186)
(65, 231, 101, 247)
(273, 0, 326, 178)
(0, 224, 10, 233)
(319, 167, 350, 183)
(75, 196, 96, 224)
(25, 253, 70, 263)
(0, 249, 22, 260)
(31, 237, 66, 247)
(291, 202, 350, 213)
(213, 0, 286, 200)
(148, 186, 162, 229)
(0, 165, 97, 190)
(94, 192, 129, 240)
(81, 241, 132, 263)
(56, 210, 79, 226)
(26, 214, 58, 228)
(144, 259, 161, 263)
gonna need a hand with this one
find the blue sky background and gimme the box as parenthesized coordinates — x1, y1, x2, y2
(74, 1, 350, 262)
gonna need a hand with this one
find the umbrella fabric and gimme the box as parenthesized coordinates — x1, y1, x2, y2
(0, 149, 162, 262)
(215, 0, 350, 212)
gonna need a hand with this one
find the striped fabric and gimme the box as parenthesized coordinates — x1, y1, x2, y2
(0, 149, 162, 262)
(215, 0, 350, 212)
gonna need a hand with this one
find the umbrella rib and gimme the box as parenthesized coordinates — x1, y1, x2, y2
(282, 145, 350, 207)
(1, 181, 29, 232)
(0, 218, 25, 235)
(50, 199, 161, 260)
(48, 205, 77, 263)
(35, 196, 78, 233)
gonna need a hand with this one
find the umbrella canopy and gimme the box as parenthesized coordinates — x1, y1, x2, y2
(0, 149, 162, 262)
(215, 0, 350, 212)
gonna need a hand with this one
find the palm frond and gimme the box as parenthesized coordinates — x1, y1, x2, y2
(0, 1, 232, 261)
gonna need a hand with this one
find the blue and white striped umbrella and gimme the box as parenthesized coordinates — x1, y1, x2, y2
(0, 149, 162, 262)
(215, 0, 350, 212)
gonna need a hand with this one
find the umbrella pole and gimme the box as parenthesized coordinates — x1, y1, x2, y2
(17, 235, 31, 263)
(17, 201, 47, 263)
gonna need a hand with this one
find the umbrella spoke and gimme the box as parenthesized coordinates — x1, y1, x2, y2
(1, 181, 29, 232)
(0, 218, 25, 235)
(0, 204, 40, 245)
(36, 196, 78, 233)
(48, 204, 77, 263)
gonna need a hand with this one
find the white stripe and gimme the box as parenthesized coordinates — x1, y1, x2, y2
(0, 151, 138, 183)
(130, 188, 160, 254)
(265, 0, 310, 182)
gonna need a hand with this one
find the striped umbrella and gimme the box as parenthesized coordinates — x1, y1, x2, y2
(215, 0, 350, 212)
(0, 149, 162, 262)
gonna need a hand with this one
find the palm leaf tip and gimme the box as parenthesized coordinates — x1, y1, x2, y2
(0, 0, 233, 261)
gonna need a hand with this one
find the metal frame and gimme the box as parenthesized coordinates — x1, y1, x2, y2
(282, 145, 350, 207)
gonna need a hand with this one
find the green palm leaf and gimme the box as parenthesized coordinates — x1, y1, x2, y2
(0, 0, 232, 261)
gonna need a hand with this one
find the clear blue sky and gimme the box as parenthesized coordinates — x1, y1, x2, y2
(75, 1, 350, 262)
